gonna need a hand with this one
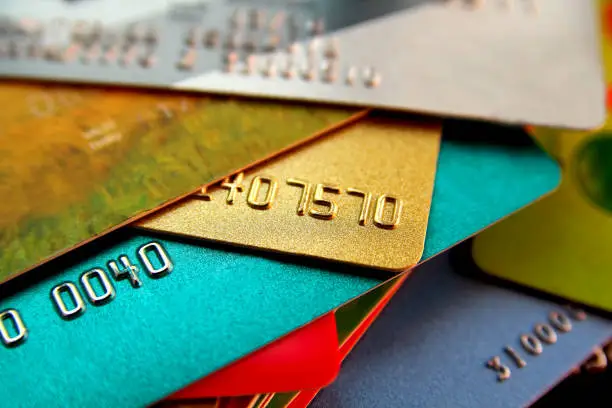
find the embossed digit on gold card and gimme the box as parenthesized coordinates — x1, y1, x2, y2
(137, 115, 441, 271)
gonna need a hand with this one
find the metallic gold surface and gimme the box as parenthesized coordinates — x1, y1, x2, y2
(138, 115, 441, 271)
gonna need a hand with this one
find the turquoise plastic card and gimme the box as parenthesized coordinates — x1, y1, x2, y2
(0, 233, 376, 407)
(0, 121, 560, 407)
(422, 120, 561, 260)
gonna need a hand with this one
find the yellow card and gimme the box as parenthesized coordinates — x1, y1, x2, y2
(138, 114, 441, 271)
(473, 117, 612, 312)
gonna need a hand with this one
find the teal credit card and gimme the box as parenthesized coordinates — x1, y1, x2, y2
(0, 121, 560, 407)
(421, 120, 560, 260)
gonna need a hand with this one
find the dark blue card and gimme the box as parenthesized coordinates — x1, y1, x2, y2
(312, 248, 612, 408)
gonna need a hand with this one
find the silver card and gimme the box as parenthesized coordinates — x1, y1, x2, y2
(0, 0, 604, 128)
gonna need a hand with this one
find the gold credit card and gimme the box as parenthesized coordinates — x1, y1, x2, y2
(138, 114, 441, 271)
(0, 82, 363, 284)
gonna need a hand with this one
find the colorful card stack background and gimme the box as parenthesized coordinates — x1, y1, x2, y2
(0, 1, 611, 407)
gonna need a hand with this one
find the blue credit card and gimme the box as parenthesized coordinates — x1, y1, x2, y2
(0, 122, 560, 407)
(311, 246, 612, 408)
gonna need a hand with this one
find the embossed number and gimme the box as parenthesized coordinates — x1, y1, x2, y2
(221, 173, 245, 204)
(0, 309, 28, 348)
(566, 306, 587, 321)
(80, 268, 116, 306)
(287, 178, 313, 216)
(247, 176, 278, 210)
(347, 188, 373, 226)
(486, 356, 511, 382)
(548, 311, 572, 332)
(374, 194, 403, 229)
(138, 242, 173, 278)
(487, 308, 586, 382)
(309, 183, 341, 220)
(504, 346, 526, 368)
(108, 255, 142, 288)
(534, 323, 557, 344)
(520, 334, 543, 355)
(51, 282, 86, 320)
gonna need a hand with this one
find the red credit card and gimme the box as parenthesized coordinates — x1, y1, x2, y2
(201, 275, 407, 408)
(287, 275, 407, 408)
(162, 275, 405, 406)
(166, 313, 340, 399)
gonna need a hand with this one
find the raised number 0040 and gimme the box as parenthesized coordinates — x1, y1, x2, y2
(0, 309, 28, 348)
(80, 268, 116, 306)
(51, 282, 86, 320)
(138, 242, 173, 278)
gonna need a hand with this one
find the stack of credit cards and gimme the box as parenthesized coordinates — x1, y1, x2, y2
(0, 0, 610, 407)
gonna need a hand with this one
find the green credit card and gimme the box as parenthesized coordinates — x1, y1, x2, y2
(0, 81, 362, 284)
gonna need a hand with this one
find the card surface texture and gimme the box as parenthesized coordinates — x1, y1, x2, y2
(0, 0, 604, 128)
(310, 248, 612, 408)
(0, 81, 360, 284)
(139, 115, 441, 271)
